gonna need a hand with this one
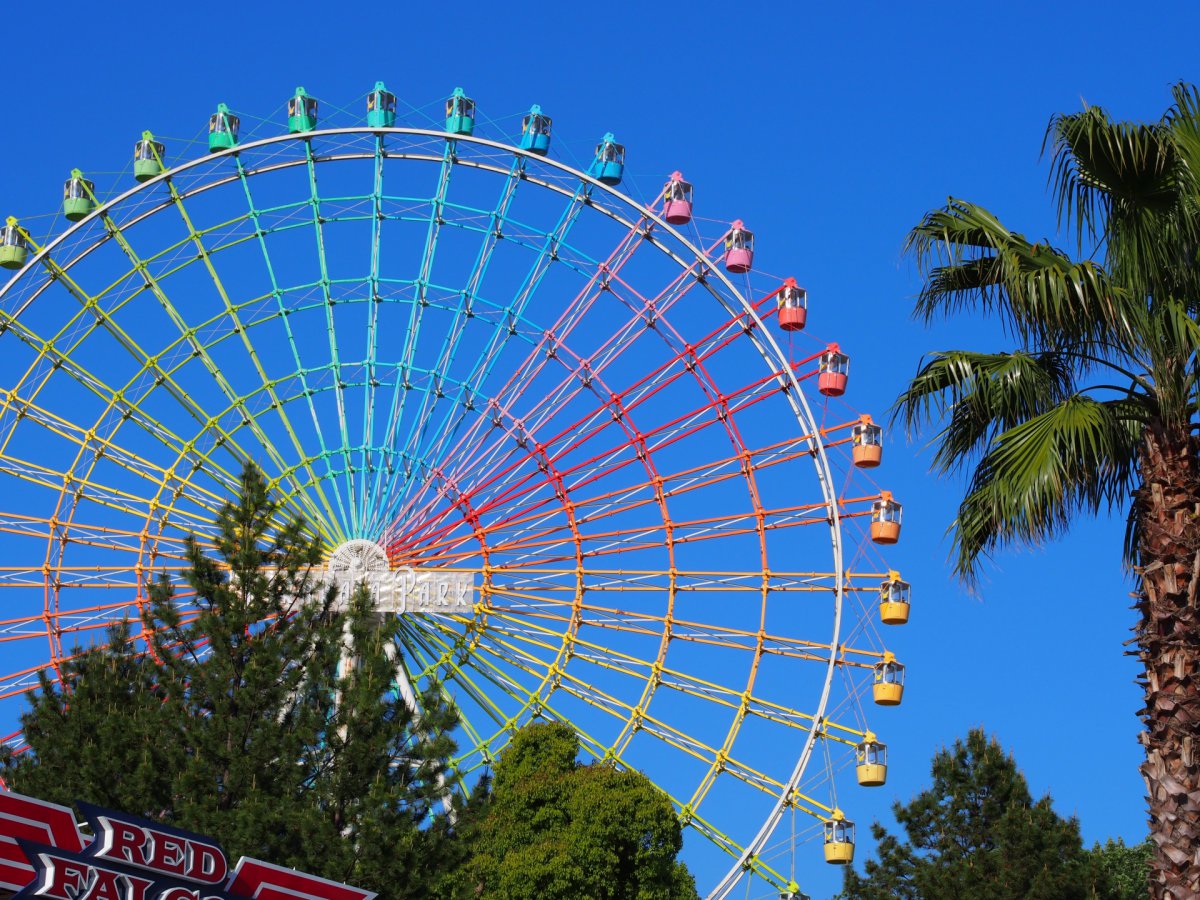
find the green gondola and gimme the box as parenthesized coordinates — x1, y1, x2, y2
(63, 170, 96, 222)
(133, 132, 166, 182)
(367, 82, 396, 128)
(288, 87, 318, 134)
(208, 103, 239, 152)
(0, 217, 28, 269)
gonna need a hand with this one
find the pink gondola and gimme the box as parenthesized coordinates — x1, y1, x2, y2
(662, 171, 693, 225)
(723, 220, 754, 273)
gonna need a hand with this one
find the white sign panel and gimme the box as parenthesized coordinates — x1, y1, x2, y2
(328, 566, 475, 615)
(313, 539, 476, 616)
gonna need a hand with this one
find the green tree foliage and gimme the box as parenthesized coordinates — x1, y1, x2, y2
(893, 84, 1200, 896)
(840, 729, 1108, 900)
(445, 721, 698, 900)
(2, 462, 459, 899)
(1088, 838, 1152, 900)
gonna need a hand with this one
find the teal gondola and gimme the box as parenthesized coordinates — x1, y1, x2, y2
(445, 87, 475, 136)
(288, 87, 318, 133)
(520, 105, 551, 155)
(367, 82, 396, 128)
(208, 103, 239, 152)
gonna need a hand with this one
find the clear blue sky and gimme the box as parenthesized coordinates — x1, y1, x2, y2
(5, 1, 1200, 897)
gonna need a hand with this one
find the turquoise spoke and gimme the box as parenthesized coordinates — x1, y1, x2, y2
(358, 136, 386, 535)
(365, 141, 456, 535)
(364, 156, 526, 536)
(305, 140, 356, 534)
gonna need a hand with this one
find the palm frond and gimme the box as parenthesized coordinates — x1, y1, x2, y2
(892, 350, 1076, 475)
(1046, 92, 1200, 303)
(905, 200, 1126, 348)
(951, 396, 1143, 582)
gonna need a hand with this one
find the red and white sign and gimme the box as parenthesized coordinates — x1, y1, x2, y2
(0, 791, 375, 900)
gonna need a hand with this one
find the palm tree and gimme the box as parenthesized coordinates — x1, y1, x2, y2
(895, 84, 1200, 899)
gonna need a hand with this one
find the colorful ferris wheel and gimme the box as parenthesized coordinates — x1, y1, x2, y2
(0, 84, 911, 899)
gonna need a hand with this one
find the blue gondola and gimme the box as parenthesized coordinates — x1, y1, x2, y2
(589, 133, 625, 186)
(367, 82, 396, 128)
(445, 87, 475, 136)
(520, 105, 552, 155)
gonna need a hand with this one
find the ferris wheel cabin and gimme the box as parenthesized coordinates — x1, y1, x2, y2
(873, 653, 905, 705)
(723, 220, 754, 273)
(855, 736, 888, 786)
(852, 415, 883, 467)
(288, 87, 318, 133)
(589, 133, 625, 185)
(662, 172, 693, 225)
(367, 82, 397, 128)
(446, 88, 475, 136)
(520, 105, 552, 155)
(818, 344, 849, 397)
(208, 104, 239, 152)
(62, 171, 95, 221)
(133, 133, 166, 182)
(823, 812, 855, 864)
(777, 278, 807, 331)
(0, 218, 28, 270)
(879, 571, 910, 625)
(871, 491, 902, 544)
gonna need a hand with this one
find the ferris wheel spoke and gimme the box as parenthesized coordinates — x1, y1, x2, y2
(235, 157, 354, 535)
(0, 451, 221, 536)
(397, 614, 561, 768)
(388, 238, 668, 526)
(303, 143, 359, 535)
(358, 137, 388, 535)
(494, 610, 871, 753)
(448, 611, 811, 815)
(374, 178, 615, 531)
(2, 253, 251, 497)
(391, 416, 824, 568)
(387, 274, 777, 553)
(483, 586, 883, 668)
(88, 182, 339, 534)
(0, 513, 192, 557)
(404, 485, 863, 570)
(364, 180, 595, 540)
(414, 602, 794, 887)
(362, 144, 458, 537)
(364, 157, 531, 538)
(0, 386, 229, 524)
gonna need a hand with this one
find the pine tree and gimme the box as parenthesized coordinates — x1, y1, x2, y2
(2, 462, 459, 900)
(840, 729, 1109, 899)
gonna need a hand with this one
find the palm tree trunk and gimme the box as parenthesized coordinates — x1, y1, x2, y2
(1136, 427, 1200, 899)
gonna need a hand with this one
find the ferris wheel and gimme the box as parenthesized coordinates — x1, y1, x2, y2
(0, 84, 911, 899)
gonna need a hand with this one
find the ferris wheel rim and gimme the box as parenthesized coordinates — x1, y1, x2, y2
(0, 123, 851, 898)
